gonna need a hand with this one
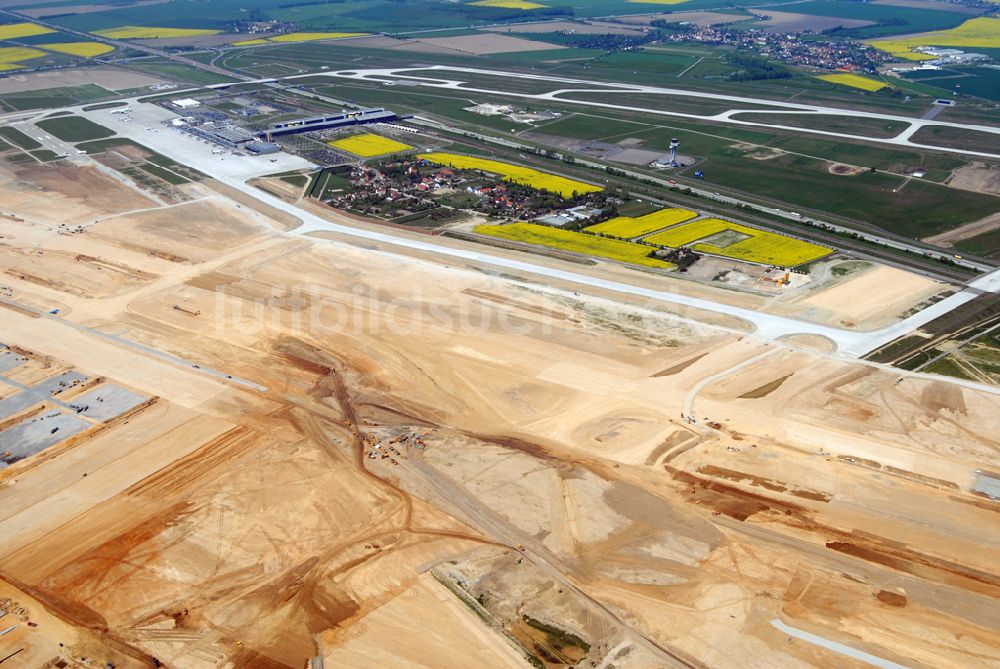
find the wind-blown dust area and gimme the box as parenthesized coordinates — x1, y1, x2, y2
(0, 154, 996, 669)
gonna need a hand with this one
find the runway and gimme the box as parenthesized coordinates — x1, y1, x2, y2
(309, 65, 1000, 160)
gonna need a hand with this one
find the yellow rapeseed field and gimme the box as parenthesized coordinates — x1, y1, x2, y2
(475, 223, 675, 268)
(419, 152, 601, 198)
(42, 42, 115, 57)
(329, 133, 413, 156)
(0, 63, 22, 72)
(868, 17, 1000, 60)
(0, 22, 54, 40)
(645, 218, 831, 266)
(268, 32, 367, 42)
(95, 26, 221, 39)
(470, 0, 545, 8)
(585, 208, 697, 238)
(0, 46, 47, 66)
(816, 73, 887, 92)
(232, 38, 269, 46)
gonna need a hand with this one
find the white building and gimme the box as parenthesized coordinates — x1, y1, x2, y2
(171, 98, 201, 109)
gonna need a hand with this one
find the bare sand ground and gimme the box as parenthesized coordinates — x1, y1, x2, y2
(322, 572, 528, 668)
(88, 197, 271, 263)
(945, 162, 1000, 197)
(0, 161, 157, 224)
(792, 264, 943, 328)
(0, 67, 165, 94)
(0, 155, 996, 669)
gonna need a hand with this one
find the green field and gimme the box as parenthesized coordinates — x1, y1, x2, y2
(559, 90, 780, 116)
(29, 149, 61, 162)
(903, 66, 1000, 102)
(36, 116, 114, 142)
(954, 228, 1000, 259)
(533, 112, 994, 237)
(0, 126, 41, 150)
(731, 113, 908, 139)
(580, 50, 701, 82)
(0, 84, 113, 112)
(909, 125, 1000, 153)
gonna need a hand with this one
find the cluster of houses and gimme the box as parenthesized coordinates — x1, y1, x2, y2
(661, 21, 892, 72)
(322, 160, 606, 223)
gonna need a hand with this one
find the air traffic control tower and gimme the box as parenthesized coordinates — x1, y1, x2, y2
(668, 138, 680, 166)
(652, 138, 682, 169)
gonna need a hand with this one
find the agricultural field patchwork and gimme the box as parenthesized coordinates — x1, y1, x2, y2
(94, 26, 221, 39)
(232, 38, 269, 46)
(0, 46, 47, 70)
(475, 223, 675, 268)
(328, 133, 413, 157)
(816, 73, 888, 92)
(645, 218, 832, 266)
(0, 22, 53, 40)
(585, 208, 698, 238)
(41, 42, 115, 57)
(868, 16, 1000, 60)
(418, 152, 602, 198)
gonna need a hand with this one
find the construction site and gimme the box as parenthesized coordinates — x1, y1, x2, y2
(0, 92, 997, 669)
